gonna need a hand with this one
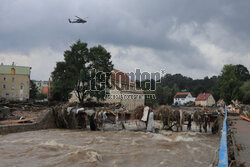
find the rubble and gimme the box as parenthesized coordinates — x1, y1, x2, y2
(52, 103, 223, 133)
(0, 107, 11, 120)
(0, 118, 34, 125)
(0, 101, 224, 134)
(0, 102, 49, 125)
(52, 103, 130, 130)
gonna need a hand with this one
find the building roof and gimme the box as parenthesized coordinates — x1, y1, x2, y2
(110, 69, 143, 94)
(174, 92, 190, 98)
(111, 69, 136, 86)
(196, 93, 211, 101)
(42, 86, 49, 94)
(0, 65, 31, 75)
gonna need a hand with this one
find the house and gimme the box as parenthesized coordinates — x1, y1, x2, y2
(195, 93, 215, 107)
(34, 80, 50, 95)
(173, 92, 196, 105)
(0, 63, 31, 101)
(69, 69, 145, 110)
(108, 69, 145, 110)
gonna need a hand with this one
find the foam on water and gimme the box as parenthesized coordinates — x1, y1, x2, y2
(151, 134, 173, 142)
(0, 130, 219, 167)
(175, 135, 195, 142)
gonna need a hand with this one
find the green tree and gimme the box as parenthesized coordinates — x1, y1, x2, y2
(155, 84, 179, 105)
(155, 85, 167, 105)
(217, 64, 250, 104)
(51, 62, 73, 101)
(88, 45, 114, 102)
(144, 90, 157, 107)
(29, 80, 38, 99)
(51, 40, 113, 104)
(170, 84, 180, 103)
(36, 92, 47, 100)
(240, 81, 250, 104)
(235, 64, 250, 81)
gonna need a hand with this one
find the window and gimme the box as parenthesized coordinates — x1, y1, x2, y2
(3, 77, 6, 81)
(11, 68, 15, 75)
(6, 93, 9, 97)
(20, 84, 24, 90)
(11, 85, 15, 90)
(3, 85, 6, 89)
(12, 77, 15, 82)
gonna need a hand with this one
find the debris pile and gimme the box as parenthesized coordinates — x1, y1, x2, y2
(0, 107, 11, 120)
(132, 105, 144, 119)
(52, 103, 130, 130)
(53, 103, 79, 129)
(240, 105, 250, 121)
(52, 103, 224, 133)
(0, 102, 48, 125)
(227, 104, 241, 115)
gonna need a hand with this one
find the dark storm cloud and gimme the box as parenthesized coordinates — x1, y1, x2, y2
(0, 0, 250, 79)
(0, 0, 226, 51)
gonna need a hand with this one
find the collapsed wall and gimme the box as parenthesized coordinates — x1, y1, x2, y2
(52, 104, 147, 131)
(0, 109, 56, 135)
(53, 104, 79, 129)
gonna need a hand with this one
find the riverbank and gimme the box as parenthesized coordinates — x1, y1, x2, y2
(0, 109, 56, 135)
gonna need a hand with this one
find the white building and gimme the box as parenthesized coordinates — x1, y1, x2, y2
(173, 92, 196, 105)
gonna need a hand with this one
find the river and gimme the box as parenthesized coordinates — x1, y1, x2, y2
(0, 129, 219, 167)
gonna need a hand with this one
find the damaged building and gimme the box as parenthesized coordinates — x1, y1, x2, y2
(70, 69, 145, 110)
(106, 69, 145, 110)
(0, 63, 31, 101)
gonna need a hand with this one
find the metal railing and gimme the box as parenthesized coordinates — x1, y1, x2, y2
(218, 106, 228, 167)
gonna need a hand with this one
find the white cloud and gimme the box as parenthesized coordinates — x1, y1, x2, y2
(0, 47, 63, 80)
(168, 20, 250, 76)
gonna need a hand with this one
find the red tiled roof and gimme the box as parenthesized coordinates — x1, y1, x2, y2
(174, 92, 190, 98)
(111, 69, 136, 86)
(196, 93, 211, 101)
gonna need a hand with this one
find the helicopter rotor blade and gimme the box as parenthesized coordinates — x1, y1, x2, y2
(75, 16, 81, 19)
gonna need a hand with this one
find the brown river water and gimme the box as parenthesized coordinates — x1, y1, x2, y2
(0, 129, 219, 167)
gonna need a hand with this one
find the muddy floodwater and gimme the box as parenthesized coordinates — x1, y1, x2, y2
(0, 129, 219, 167)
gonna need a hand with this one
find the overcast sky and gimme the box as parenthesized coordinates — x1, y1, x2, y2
(1, 0, 250, 80)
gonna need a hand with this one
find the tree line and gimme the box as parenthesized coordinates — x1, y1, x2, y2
(139, 64, 250, 105)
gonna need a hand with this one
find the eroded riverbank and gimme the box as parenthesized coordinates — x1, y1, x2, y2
(0, 129, 219, 167)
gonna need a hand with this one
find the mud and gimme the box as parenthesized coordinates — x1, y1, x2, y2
(0, 129, 219, 167)
(229, 116, 250, 166)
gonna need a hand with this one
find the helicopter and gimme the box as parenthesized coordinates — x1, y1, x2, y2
(68, 16, 87, 24)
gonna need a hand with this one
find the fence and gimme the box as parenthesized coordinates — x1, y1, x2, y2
(218, 106, 228, 167)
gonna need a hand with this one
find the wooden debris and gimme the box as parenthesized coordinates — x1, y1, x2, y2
(0, 118, 34, 125)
